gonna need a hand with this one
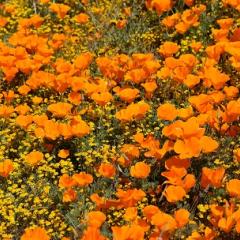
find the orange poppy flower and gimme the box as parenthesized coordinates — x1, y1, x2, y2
(158, 41, 179, 57)
(25, 151, 44, 166)
(226, 179, 240, 198)
(75, 13, 89, 24)
(34, 127, 45, 138)
(70, 119, 90, 138)
(81, 226, 107, 240)
(174, 137, 202, 159)
(200, 136, 219, 153)
(218, 216, 235, 233)
(58, 149, 70, 159)
(98, 163, 116, 178)
(59, 174, 76, 189)
(15, 104, 30, 115)
(112, 224, 145, 240)
(217, 18, 233, 29)
(32, 96, 43, 104)
(33, 114, 48, 127)
(16, 115, 33, 129)
(116, 188, 146, 207)
(143, 205, 160, 221)
(20, 227, 50, 240)
(74, 52, 93, 70)
(201, 167, 225, 189)
(43, 120, 61, 140)
(151, 211, 177, 232)
(183, 74, 201, 88)
(164, 185, 186, 203)
(63, 188, 77, 202)
(188, 94, 213, 113)
(0, 159, 14, 177)
(18, 85, 31, 96)
(68, 91, 82, 105)
(49, 3, 70, 19)
(0, 17, 8, 27)
(87, 211, 106, 228)
(165, 156, 190, 170)
(190, 41, 202, 52)
(223, 86, 239, 99)
(174, 208, 190, 228)
(121, 144, 140, 162)
(116, 19, 127, 29)
(150, 0, 173, 15)
(91, 91, 113, 106)
(90, 193, 120, 209)
(0, 105, 14, 118)
(175, 21, 190, 34)
(72, 172, 93, 187)
(157, 103, 178, 121)
(162, 13, 180, 28)
(184, 0, 195, 6)
(203, 66, 230, 90)
(116, 88, 140, 103)
(123, 207, 138, 221)
(130, 162, 151, 179)
(3, 90, 15, 103)
(124, 68, 147, 83)
(177, 106, 193, 120)
(47, 102, 72, 118)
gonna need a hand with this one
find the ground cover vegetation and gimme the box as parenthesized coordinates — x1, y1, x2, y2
(0, 0, 240, 239)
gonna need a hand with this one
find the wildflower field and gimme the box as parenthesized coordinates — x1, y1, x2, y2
(0, 0, 240, 239)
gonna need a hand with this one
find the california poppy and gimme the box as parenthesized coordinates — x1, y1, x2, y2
(87, 211, 106, 228)
(72, 172, 93, 187)
(112, 224, 145, 240)
(130, 162, 151, 179)
(123, 207, 138, 221)
(157, 103, 178, 121)
(226, 179, 240, 198)
(59, 174, 76, 189)
(158, 41, 179, 57)
(80, 226, 107, 240)
(164, 185, 186, 203)
(75, 13, 89, 24)
(49, 3, 70, 19)
(151, 211, 177, 232)
(47, 102, 72, 118)
(150, 0, 173, 15)
(58, 149, 70, 159)
(174, 208, 190, 228)
(98, 163, 116, 178)
(63, 188, 77, 202)
(0, 159, 14, 177)
(20, 227, 50, 240)
(25, 151, 44, 166)
(200, 167, 225, 188)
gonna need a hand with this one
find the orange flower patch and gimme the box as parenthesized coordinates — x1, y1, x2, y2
(20, 227, 50, 240)
(47, 102, 72, 118)
(86, 211, 106, 228)
(0, 159, 14, 177)
(98, 163, 116, 178)
(72, 172, 93, 187)
(226, 179, 240, 198)
(49, 3, 70, 19)
(157, 103, 178, 121)
(200, 167, 225, 188)
(25, 151, 44, 166)
(130, 162, 151, 179)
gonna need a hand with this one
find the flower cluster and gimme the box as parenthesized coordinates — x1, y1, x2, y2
(0, 0, 239, 239)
